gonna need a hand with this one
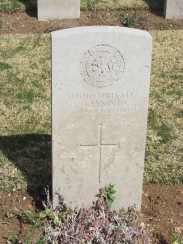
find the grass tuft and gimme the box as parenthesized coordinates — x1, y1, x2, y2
(0, 61, 11, 70)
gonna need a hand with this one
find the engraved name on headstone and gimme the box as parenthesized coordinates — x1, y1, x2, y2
(52, 26, 152, 210)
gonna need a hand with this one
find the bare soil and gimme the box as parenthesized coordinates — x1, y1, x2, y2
(0, 9, 183, 244)
(0, 9, 183, 34)
(0, 184, 183, 243)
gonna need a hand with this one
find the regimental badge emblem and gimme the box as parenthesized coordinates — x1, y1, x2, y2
(80, 44, 125, 88)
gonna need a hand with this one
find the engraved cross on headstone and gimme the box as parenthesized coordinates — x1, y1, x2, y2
(80, 124, 119, 183)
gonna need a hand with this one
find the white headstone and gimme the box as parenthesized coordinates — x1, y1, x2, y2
(37, 0, 80, 20)
(52, 26, 152, 211)
(164, 0, 183, 19)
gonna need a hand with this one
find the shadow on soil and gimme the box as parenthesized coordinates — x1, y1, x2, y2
(19, 0, 37, 17)
(155, 234, 169, 244)
(143, 0, 164, 9)
(143, 0, 165, 16)
(0, 134, 51, 206)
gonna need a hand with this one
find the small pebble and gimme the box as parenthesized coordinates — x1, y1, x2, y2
(175, 227, 181, 234)
(141, 222, 145, 229)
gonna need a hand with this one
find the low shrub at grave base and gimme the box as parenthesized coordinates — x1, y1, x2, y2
(41, 187, 150, 244)
(5, 186, 150, 244)
(43, 205, 149, 244)
(173, 234, 183, 244)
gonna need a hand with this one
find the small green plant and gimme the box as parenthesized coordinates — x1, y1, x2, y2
(0, 62, 11, 71)
(158, 23, 170, 30)
(103, 183, 116, 205)
(6, 212, 15, 219)
(21, 208, 41, 227)
(39, 209, 53, 218)
(0, 20, 2, 28)
(173, 234, 183, 244)
(118, 13, 138, 27)
(122, 14, 138, 27)
(5, 233, 18, 243)
(12, 208, 42, 242)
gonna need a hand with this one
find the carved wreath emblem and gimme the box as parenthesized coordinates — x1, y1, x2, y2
(80, 44, 125, 88)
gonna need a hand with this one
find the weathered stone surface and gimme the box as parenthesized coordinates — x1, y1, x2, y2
(51, 26, 152, 211)
(164, 0, 183, 19)
(37, 0, 80, 20)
